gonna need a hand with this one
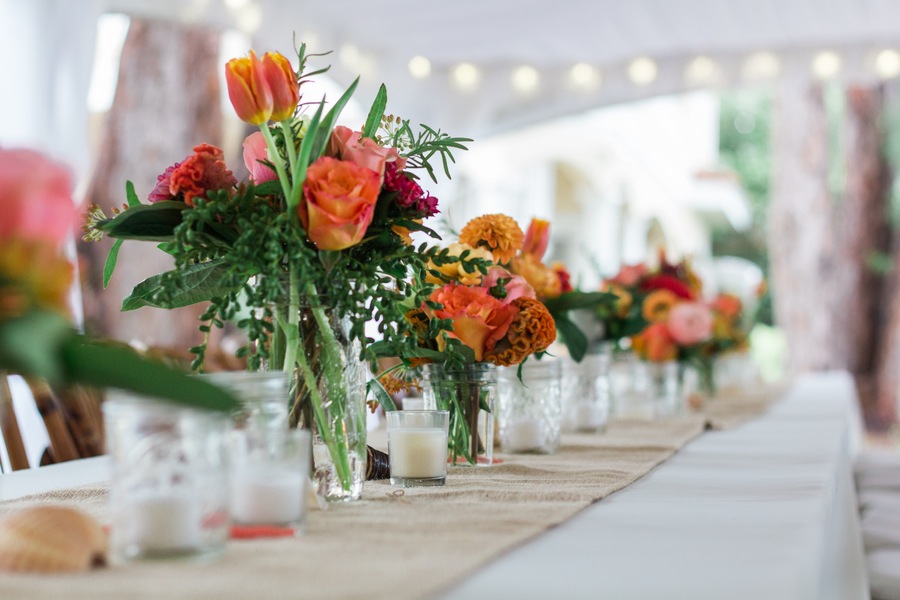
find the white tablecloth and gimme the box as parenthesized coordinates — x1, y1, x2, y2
(0, 372, 869, 599)
(439, 371, 868, 599)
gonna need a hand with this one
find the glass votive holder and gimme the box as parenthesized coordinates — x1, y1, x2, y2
(103, 392, 230, 563)
(561, 345, 613, 433)
(497, 359, 563, 454)
(386, 410, 450, 487)
(229, 428, 310, 529)
(196, 371, 288, 431)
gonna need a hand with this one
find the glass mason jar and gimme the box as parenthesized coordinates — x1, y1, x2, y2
(268, 303, 367, 502)
(497, 359, 563, 454)
(419, 363, 497, 467)
(103, 392, 229, 563)
(196, 371, 289, 432)
(630, 360, 697, 418)
(560, 343, 613, 433)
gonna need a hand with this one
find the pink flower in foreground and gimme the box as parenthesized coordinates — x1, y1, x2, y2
(667, 301, 714, 345)
(0, 148, 77, 246)
(481, 266, 536, 305)
(242, 132, 277, 184)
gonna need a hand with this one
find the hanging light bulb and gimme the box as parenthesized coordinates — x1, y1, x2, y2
(452, 62, 481, 91)
(684, 56, 719, 86)
(743, 52, 780, 80)
(627, 57, 658, 85)
(811, 51, 842, 79)
(875, 49, 900, 79)
(511, 65, 540, 94)
(408, 56, 431, 79)
(569, 63, 601, 90)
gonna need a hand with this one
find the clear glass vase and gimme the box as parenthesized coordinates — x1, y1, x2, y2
(560, 343, 613, 433)
(103, 393, 229, 563)
(631, 360, 697, 419)
(419, 363, 497, 467)
(497, 359, 563, 454)
(268, 303, 367, 502)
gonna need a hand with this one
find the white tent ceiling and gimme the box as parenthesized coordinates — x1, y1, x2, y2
(104, 0, 900, 135)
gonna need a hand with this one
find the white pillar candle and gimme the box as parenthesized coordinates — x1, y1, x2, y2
(127, 493, 203, 551)
(230, 469, 305, 525)
(504, 417, 545, 452)
(389, 428, 448, 478)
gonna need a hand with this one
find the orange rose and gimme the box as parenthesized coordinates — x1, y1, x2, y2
(428, 284, 516, 362)
(300, 157, 380, 250)
(632, 322, 677, 362)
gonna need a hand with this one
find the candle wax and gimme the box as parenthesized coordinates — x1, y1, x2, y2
(389, 428, 448, 478)
(504, 417, 545, 452)
(231, 468, 305, 525)
(127, 493, 203, 551)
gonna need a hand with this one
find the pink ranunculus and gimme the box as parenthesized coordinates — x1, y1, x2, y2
(0, 148, 77, 246)
(300, 156, 380, 250)
(242, 132, 277, 184)
(667, 301, 714, 345)
(327, 125, 406, 182)
(481, 266, 536, 305)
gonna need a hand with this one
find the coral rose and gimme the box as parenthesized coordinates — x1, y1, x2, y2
(327, 126, 405, 183)
(0, 149, 77, 247)
(667, 301, 714, 345)
(632, 322, 677, 362)
(428, 284, 516, 362)
(242, 132, 277, 184)
(300, 157, 380, 251)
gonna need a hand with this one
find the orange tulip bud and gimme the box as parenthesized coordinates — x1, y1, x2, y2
(522, 218, 550, 259)
(225, 51, 273, 125)
(261, 52, 299, 122)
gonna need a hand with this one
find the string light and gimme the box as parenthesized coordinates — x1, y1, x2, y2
(743, 51, 780, 80)
(452, 62, 481, 91)
(875, 49, 900, 79)
(511, 65, 539, 94)
(684, 56, 719, 85)
(408, 56, 431, 79)
(568, 63, 601, 90)
(811, 51, 841, 79)
(627, 57, 658, 85)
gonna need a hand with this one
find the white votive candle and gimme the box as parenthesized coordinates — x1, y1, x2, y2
(389, 428, 448, 478)
(127, 493, 203, 551)
(505, 417, 545, 452)
(231, 468, 305, 525)
(573, 403, 606, 429)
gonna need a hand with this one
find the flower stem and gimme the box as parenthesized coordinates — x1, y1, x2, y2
(278, 120, 300, 211)
(259, 124, 294, 206)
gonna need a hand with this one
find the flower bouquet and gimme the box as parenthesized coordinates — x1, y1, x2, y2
(370, 214, 557, 465)
(0, 148, 237, 413)
(87, 43, 470, 499)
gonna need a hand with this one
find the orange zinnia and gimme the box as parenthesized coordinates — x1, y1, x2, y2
(642, 289, 679, 323)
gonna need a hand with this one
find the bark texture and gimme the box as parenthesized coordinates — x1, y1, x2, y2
(79, 20, 222, 350)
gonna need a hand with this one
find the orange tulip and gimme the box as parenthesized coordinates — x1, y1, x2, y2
(261, 52, 299, 121)
(522, 218, 550, 259)
(225, 51, 273, 125)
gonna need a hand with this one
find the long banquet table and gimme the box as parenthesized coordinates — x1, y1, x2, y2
(0, 371, 869, 599)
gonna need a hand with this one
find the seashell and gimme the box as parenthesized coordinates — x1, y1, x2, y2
(0, 506, 107, 573)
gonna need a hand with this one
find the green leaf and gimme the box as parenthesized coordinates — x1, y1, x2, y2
(252, 180, 282, 196)
(98, 201, 186, 241)
(121, 260, 236, 311)
(0, 311, 74, 383)
(362, 84, 387, 139)
(60, 337, 240, 413)
(367, 379, 397, 412)
(553, 314, 589, 363)
(125, 181, 142, 207)
(543, 291, 617, 314)
(311, 77, 360, 160)
(103, 239, 123, 288)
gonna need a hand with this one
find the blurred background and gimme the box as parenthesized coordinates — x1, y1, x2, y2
(4, 0, 900, 432)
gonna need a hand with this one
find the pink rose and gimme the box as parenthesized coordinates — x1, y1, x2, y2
(327, 125, 406, 182)
(0, 148, 77, 246)
(300, 157, 380, 250)
(667, 302, 713, 345)
(242, 132, 277, 184)
(481, 266, 536, 305)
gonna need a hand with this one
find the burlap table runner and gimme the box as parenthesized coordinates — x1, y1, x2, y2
(0, 384, 784, 599)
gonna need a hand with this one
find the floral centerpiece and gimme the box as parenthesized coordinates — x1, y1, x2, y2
(86, 44, 469, 499)
(0, 148, 237, 412)
(370, 214, 557, 465)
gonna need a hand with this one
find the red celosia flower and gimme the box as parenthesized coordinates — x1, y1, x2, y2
(153, 144, 237, 207)
(640, 274, 695, 300)
(382, 162, 439, 218)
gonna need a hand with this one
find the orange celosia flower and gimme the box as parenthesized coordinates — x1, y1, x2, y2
(428, 283, 516, 362)
(225, 51, 273, 125)
(486, 297, 556, 367)
(642, 289, 679, 323)
(260, 51, 299, 122)
(458, 214, 524, 265)
(510, 254, 562, 300)
(632, 322, 677, 362)
(521, 218, 550, 259)
(169, 144, 237, 207)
